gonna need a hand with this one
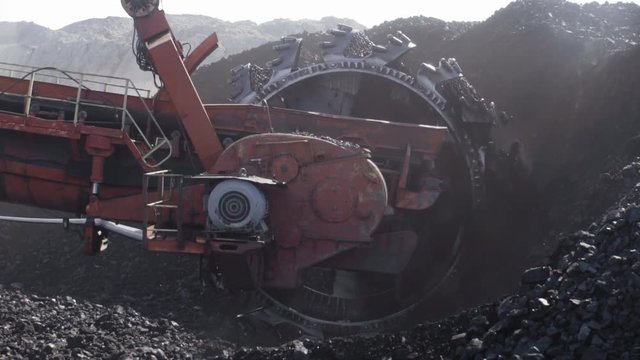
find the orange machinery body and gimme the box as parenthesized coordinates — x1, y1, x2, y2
(0, 8, 449, 290)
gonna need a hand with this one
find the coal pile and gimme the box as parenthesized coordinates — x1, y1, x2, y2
(455, 167, 640, 359)
(0, 286, 231, 359)
(484, 0, 639, 47)
(0, 204, 277, 356)
(216, 159, 640, 359)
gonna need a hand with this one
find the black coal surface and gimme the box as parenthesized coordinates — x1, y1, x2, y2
(0, 286, 226, 359)
(216, 160, 640, 359)
(2, 0, 640, 359)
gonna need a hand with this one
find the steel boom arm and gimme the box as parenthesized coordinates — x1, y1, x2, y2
(124, 0, 224, 170)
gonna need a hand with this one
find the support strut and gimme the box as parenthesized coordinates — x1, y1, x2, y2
(129, 8, 224, 171)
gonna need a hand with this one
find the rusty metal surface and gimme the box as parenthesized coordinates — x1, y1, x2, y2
(0, 108, 147, 215)
(146, 239, 206, 254)
(0, 73, 447, 160)
(133, 10, 223, 171)
(0, 75, 152, 113)
(219, 24, 491, 331)
(150, 31, 219, 106)
(213, 133, 388, 288)
(131, 9, 171, 41)
(205, 104, 448, 160)
(0, 63, 445, 293)
(184, 32, 219, 74)
(0, 5, 486, 333)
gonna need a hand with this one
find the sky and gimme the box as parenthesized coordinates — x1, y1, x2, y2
(1, 0, 638, 29)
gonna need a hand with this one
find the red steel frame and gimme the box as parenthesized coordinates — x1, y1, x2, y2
(0, 4, 451, 289)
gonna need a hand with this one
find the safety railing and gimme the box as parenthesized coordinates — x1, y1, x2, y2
(0, 62, 171, 167)
(142, 170, 185, 244)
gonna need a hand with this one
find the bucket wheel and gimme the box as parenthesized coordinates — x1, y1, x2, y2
(229, 26, 498, 334)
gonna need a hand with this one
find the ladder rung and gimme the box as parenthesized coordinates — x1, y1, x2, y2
(150, 204, 179, 209)
(146, 200, 178, 208)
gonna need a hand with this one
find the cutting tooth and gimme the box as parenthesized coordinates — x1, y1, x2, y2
(372, 44, 387, 53)
(366, 31, 415, 67)
(273, 43, 291, 51)
(267, 57, 283, 68)
(228, 64, 255, 103)
(269, 37, 302, 72)
(321, 41, 336, 49)
(245, 36, 304, 96)
(228, 35, 304, 103)
(329, 29, 348, 37)
(388, 35, 403, 46)
(416, 57, 464, 93)
(230, 67, 240, 77)
(449, 58, 463, 73)
(420, 62, 437, 74)
(439, 58, 454, 73)
(322, 25, 366, 63)
(396, 31, 411, 43)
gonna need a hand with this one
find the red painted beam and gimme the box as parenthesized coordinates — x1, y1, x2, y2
(134, 11, 223, 171)
(152, 32, 219, 108)
(184, 32, 219, 74)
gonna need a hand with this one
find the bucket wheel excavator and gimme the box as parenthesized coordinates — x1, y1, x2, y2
(0, 0, 511, 335)
(227, 26, 503, 334)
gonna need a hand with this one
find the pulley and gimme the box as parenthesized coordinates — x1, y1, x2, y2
(121, 0, 159, 18)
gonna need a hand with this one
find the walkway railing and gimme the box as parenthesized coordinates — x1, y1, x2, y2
(0, 62, 171, 167)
